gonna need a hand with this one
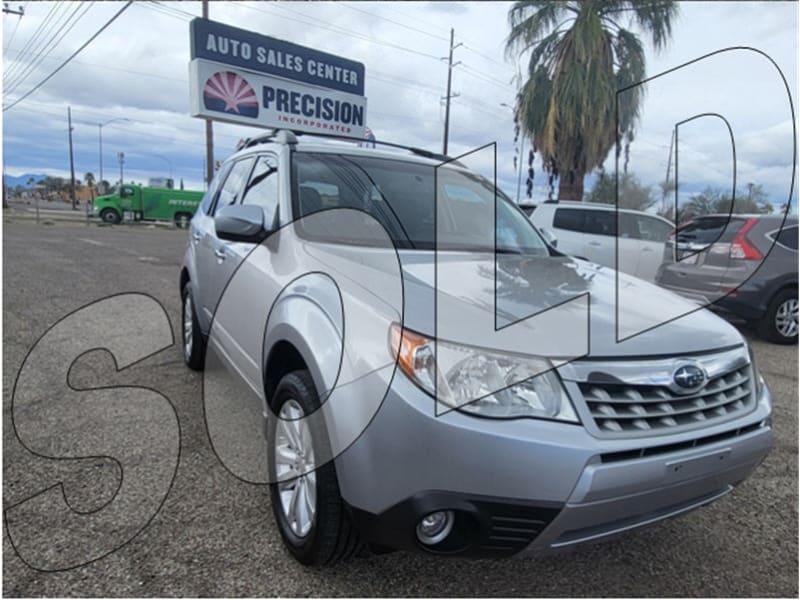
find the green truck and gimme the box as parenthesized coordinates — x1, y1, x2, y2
(92, 184, 204, 226)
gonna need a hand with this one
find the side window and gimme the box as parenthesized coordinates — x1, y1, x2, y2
(637, 216, 672, 242)
(241, 155, 279, 225)
(199, 162, 232, 214)
(120, 186, 134, 198)
(773, 225, 798, 250)
(552, 208, 585, 233)
(619, 213, 642, 240)
(584, 210, 617, 236)
(213, 158, 255, 216)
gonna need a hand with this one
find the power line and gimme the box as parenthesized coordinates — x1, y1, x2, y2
(5, 2, 94, 96)
(5, 2, 86, 91)
(236, 2, 442, 62)
(3, 1, 63, 81)
(3, 1, 132, 112)
(337, 2, 449, 42)
(2, 1, 26, 52)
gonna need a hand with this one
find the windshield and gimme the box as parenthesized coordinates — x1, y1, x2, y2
(292, 152, 549, 255)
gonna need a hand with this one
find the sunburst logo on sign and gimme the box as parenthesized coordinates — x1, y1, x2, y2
(203, 71, 259, 118)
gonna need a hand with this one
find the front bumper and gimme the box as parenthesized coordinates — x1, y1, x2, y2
(336, 373, 773, 557)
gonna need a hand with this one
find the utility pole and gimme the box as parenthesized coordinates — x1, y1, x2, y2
(2, 3, 24, 15)
(203, 0, 214, 185)
(661, 129, 675, 215)
(68, 107, 77, 210)
(441, 28, 461, 156)
(117, 152, 125, 186)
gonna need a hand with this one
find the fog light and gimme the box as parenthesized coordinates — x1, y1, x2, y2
(416, 510, 454, 545)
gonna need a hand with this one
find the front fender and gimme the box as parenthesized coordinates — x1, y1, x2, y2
(263, 272, 344, 413)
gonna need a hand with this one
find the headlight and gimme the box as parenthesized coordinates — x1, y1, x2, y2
(390, 325, 578, 422)
(747, 342, 765, 396)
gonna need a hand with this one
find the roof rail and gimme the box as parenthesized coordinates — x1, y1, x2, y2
(237, 129, 297, 150)
(238, 128, 460, 164)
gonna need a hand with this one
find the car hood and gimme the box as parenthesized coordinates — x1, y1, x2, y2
(397, 250, 744, 358)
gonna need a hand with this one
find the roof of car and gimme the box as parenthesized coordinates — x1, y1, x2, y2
(693, 213, 797, 223)
(535, 200, 672, 220)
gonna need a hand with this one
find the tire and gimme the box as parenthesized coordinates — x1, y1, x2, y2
(756, 288, 798, 344)
(181, 283, 206, 370)
(100, 208, 121, 224)
(267, 370, 362, 565)
(175, 212, 192, 229)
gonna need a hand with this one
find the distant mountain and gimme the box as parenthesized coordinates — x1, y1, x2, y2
(4, 173, 49, 188)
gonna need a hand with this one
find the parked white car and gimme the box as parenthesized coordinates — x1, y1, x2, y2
(530, 201, 673, 281)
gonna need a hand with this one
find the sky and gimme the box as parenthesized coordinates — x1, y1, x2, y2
(1, 1, 797, 211)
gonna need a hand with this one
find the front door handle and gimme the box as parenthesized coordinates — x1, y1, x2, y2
(192, 232, 202, 243)
(587, 241, 602, 247)
(214, 248, 227, 261)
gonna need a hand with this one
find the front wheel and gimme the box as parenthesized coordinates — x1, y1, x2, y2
(181, 284, 206, 370)
(756, 289, 798, 344)
(267, 370, 361, 565)
(100, 208, 121, 224)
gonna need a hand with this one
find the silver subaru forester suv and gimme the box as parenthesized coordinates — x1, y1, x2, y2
(180, 130, 773, 565)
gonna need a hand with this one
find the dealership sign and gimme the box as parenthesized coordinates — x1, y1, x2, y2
(189, 18, 366, 137)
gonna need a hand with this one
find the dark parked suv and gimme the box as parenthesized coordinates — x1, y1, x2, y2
(656, 214, 798, 344)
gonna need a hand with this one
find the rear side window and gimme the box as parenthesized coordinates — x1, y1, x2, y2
(584, 210, 617, 236)
(213, 158, 254, 216)
(637, 215, 672, 242)
(552, 208, 585, 233)
(771, 225, 798, 250)
(676, 217, 744, 244)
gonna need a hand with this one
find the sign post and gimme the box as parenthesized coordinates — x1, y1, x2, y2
(189, 19, 367, 138)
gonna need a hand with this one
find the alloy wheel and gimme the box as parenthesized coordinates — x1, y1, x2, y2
(183, 294, 193, 359)
(775, 297, 798, 338)
(274, 399, 316, 538)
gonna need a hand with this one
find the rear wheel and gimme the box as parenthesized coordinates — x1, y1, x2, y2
(756, 288, 798, 344)
(267, 370, 361, 565)
(100, 208, 120, 224)
(175, 212, 192, 229)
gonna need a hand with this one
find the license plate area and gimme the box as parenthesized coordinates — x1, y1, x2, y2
(665, 448, 731, 482)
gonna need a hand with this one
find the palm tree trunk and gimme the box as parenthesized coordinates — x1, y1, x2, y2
(557, 169, 585, 201)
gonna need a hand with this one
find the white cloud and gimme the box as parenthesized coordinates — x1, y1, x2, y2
(1, 0, 796, 209)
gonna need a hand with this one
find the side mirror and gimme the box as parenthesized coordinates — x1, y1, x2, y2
(215, 204, 271, 243)
(540, 227, 558, 248)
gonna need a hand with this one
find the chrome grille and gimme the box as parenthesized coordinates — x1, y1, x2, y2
(579, 365, 754, 434)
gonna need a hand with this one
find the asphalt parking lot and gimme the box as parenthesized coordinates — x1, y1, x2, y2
(3, 220, 798, 597)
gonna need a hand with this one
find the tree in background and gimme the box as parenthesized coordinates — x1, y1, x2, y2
(586, 172, 657, 211)
(679, 184, 774, 220)
(506, 0, 678, 200)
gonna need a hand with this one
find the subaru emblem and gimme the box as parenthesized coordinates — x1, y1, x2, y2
(673, 364, 706, 391)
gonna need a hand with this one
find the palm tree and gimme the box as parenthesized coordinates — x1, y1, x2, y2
(507, 0, 678, 201)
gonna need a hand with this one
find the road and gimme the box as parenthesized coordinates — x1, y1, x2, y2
(3, 221, 797, 597)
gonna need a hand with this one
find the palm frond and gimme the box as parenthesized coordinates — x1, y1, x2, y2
(505, 0, 575, 58)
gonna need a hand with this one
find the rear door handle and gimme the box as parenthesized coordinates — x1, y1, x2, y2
(587, 241, 602, 247)
(214, 248, 227, 261)
(642, 247, 654, 252)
